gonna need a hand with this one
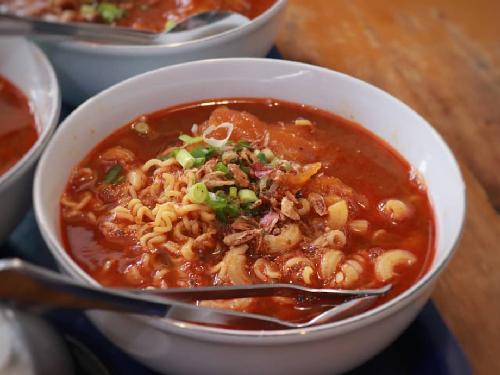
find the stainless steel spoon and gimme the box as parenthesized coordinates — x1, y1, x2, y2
(0, 258, 391, 329)
(0, 11, 249, 45)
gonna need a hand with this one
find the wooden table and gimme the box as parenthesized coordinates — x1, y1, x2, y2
(276, 1, 500, 373)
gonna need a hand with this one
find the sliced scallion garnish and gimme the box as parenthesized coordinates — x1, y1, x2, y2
(132, 121, 149, 135)
(97, 3, 124, 23)
(187, 182, 208, 204)
(215, 162, 229, 174)
(179, 134, 203, 145)
(175, 149, 195, 169)
(257, 152, 267, 164)
(238, 189, 258, 204)
(193, 157, 205, 167)
(229, 186, 238, 199)
(190, 145, 215, 158)
(103, 164, 123, 184)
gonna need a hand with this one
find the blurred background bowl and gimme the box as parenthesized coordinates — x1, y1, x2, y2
(0, 37, 60, 243)
(34, 58, 465, 375)
(37, 0, 287, 106)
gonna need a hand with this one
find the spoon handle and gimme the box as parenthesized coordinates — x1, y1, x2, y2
(0, 14, 155, 44)
(0, 259, 168, 316)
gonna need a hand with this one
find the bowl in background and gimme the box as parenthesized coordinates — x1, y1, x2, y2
(34, 58, 465, 375)
(37, 0, 287, 106)
(0, 37, 60, 243)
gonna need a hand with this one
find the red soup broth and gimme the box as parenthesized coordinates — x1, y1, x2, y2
(3, 0, 277, 33)
(0, 75, 37, 177)
(60, 98, 435, 328)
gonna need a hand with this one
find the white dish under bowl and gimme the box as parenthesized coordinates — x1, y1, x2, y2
(0, 37, 60, 243)
(36, 0, 286, 106)
(34, 58, 465, 375)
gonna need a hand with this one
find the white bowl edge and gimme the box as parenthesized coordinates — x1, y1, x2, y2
(33, 58, 466, 342)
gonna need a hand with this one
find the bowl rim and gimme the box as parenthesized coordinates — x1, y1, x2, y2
(0, 38, 60, 193)
(33, 57, 466, 340)
(48, 0, 287, 55)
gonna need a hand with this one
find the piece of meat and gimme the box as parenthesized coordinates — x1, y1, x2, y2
(308, 192, 327, 216)
(228, 163, 249, 187)
(280, 196, 300, 221)
(223, 229, 262, 247)
(202, 171, 234, 189)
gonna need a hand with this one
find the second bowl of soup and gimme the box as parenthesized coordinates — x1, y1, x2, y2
(0, 37, 60, 243)
(34, 58, 465, 374)
(3, 0, 287, 105)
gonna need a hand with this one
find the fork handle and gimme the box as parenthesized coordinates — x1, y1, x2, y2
(0, 259, 169, 317)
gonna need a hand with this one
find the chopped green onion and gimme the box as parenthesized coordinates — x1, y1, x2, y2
(157, 149, 179, 161)
(257, 152, 267, 164)
(205, 190, 243, 222)
(229, 186, 237, 199)
(238, 189, 258, 204)
(283, 160, 292, 171)
(270, 158, 280, 167)
(226, 202, 241, 218)
(165, 19, 177, 31)
(187, 182, 208, 204)
(132, 122, 149, 135)
(262, 148, 275, 161)
(179, 134, 203, 145)
(80, 4, 97, 16)
(214, 208, 227, 223)
(97, 3, 124, 23)
(206, 192, 227, 210)
(175, 149, 195, 169)
(215, 162, 229, 174)
(193, 157, 205, 167)
(234, 140, 251, 151)
(190, 145, 215, 158)
(103, 165, 122, 184)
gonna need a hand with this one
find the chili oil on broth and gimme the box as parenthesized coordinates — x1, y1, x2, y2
(60, 98, 435, 328)
(3, 0, 277, 33)
(0, 75, 37, 177)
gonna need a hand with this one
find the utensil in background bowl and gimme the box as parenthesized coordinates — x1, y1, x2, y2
(34, 0, 287, 106)
(0, 11, 250, 45)
(0, 37, 60, 243)
(33, 58, 465, 375)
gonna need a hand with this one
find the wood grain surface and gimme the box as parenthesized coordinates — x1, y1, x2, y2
(276, 1, 500, 374)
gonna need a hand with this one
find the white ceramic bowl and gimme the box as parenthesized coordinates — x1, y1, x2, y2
(0, 37, 60, 243)
(34, 58, 465, 375)
(37, 0, 286, 106)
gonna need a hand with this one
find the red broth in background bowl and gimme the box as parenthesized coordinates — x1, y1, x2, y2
(0, 75, 37, 177)
(2, 0, 277, 32)
(0, 38, 60, 243)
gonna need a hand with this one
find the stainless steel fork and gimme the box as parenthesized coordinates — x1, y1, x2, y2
(0, 258, 391, 329)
